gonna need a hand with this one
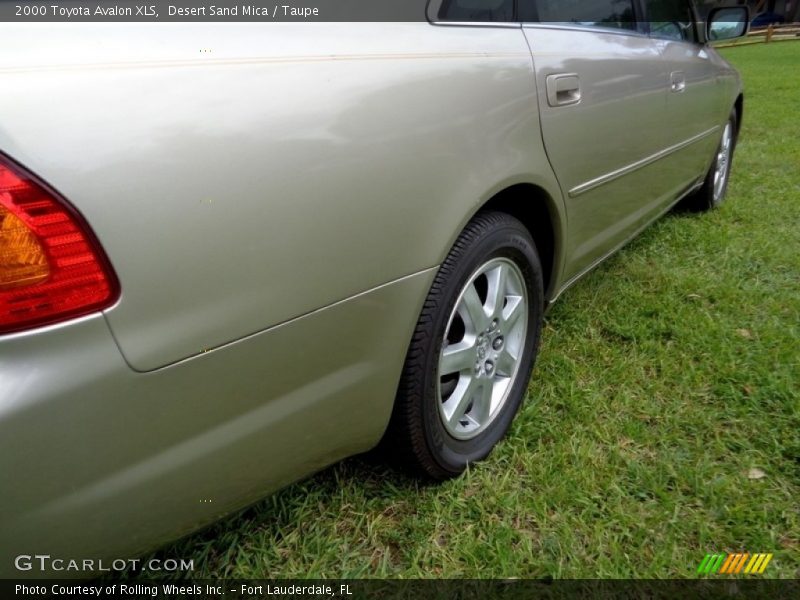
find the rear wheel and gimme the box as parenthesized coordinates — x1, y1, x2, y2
(383, 211, 544, 480)
(682, 110, 738, 212)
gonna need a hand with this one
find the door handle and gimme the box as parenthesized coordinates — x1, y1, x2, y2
(670, 71, 686, 93)
(546, 73, 581, 107)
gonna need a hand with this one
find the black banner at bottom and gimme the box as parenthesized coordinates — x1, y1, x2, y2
(4, 579, 800, 600)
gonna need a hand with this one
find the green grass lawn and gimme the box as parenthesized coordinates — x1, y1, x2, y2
(138, 43, 799, 579)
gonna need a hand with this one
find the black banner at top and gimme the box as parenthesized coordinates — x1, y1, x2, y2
(2, 1, 433, 22)
(0, 0, 749, 24)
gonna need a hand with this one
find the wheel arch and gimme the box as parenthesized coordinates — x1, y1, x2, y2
(734, 93, 744, 138)
(469, 183, 564, 302)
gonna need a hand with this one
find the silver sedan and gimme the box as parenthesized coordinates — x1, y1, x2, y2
(0, 1, 748, 576)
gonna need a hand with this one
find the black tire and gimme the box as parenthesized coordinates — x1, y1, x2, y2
(681, 109, 738, 212)
(382, 211, 544, 480)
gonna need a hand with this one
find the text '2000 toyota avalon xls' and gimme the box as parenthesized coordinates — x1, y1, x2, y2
(0, 0, 749, 576)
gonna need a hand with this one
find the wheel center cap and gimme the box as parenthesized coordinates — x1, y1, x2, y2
(477, 337, 490, 359)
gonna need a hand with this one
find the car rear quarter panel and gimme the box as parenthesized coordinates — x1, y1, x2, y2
(0, 267, 435, 575)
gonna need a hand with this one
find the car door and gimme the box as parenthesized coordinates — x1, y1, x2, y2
(644, 0, 727, 194)
(521, 0, 675, 284)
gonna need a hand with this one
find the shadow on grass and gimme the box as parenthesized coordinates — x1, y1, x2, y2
(111, 451, 429, 580)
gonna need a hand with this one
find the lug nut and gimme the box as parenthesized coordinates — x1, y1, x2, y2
(484, 360, 495, 376)
(492, 336, 504, 351)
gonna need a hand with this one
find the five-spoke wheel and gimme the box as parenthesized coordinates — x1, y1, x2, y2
(438, 258, 528, 440)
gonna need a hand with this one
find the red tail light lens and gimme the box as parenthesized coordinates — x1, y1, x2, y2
(0, 154, 119, 334)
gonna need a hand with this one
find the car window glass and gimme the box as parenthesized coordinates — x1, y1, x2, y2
(645, 0, 698, 42)
(521, 0, 636, 31)
(437, 0, 514, 22)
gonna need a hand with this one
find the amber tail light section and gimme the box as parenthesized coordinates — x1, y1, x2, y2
(0, 153, 119, 334)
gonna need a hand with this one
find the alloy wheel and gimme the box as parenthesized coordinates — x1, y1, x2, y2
(437, 257, 528, 440)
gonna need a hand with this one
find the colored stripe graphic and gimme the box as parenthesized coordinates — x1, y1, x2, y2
(733, 553, 750, 573)
(757, 554, 773, 574)
(697, 554, 712, 574)
(751, 554, 765, 573)
(711, 554, 726, 573)
(699, 552, 774, 575)
(719, 554, 736, 574)
(697, 554, 711, 575)
(744, 554, 760, 574)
